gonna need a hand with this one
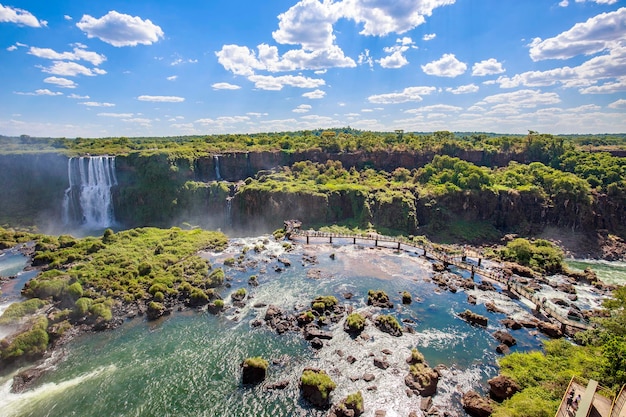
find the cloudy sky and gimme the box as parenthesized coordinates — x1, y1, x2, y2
(1, 0, 625, 138)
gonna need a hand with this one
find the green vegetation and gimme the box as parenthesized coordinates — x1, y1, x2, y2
(0, 316, 49, 361)
(375, 314, 402, 334)
(0, 299, 47, 324)
(300, 369, 337, 400)
(500, 238, 564, 274)
(345, 312, 366, 333)
(367, 290, 391, 306)
(493, 284, 626, 416)
(311, 295, 338, 312)
(402, 291, 412, 304)
(243, 356, 269, 370)
(343, 391, 364, 414)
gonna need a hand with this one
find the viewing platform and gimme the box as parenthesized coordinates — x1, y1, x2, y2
(555, 377, 626, 417)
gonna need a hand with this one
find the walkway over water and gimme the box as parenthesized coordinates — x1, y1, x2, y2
(555, 377, 626, 417)
(288, 228, 593, 332)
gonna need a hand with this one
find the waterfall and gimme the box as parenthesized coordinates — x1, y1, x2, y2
(225, 196, 233, 227)
(214, 155, 222, 180)
(63, 156, 117, 229)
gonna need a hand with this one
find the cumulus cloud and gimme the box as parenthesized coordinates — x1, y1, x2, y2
(247, 74, 325, 90)
(608, 98, 626, 109)
(167, 75, 178, 81)
(28, 46, 106, 66)
(15, 89, 62, 96)
(293, 104, 312, 113)
(337, 0, 456, 36)
(472, 58, 505, 76)
(272, 0, 336, 50)
(216, 43, 355, 76)
(478, 89, 561, 109)
(97, 112, 134, 117)
(40, 61, 107, 77)
(68, 93, 89, 99)
(303, 89, 326, 99)
(423, 33, 436, 41)
(368, 86, 436, 104)
(77, 11, 164, 47)
(421, 53, 467, 77)
(80, 101, 115, 107)
(0, 4, 46, 27)
(358, 49, 374, 68)
(445, 84, 479, 94)
(529, 7, 626, 61)
(378, 37, 415, 68)
(137, 95, 185, 102)
(580, 77, 626, 93)
(212, 82, 241, 90)
(43, 76, 77, 88)
(404, 104, 462, 113)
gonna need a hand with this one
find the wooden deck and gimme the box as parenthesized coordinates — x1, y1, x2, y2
(290, 229, 593, 331)
(555, 377, 617, 417)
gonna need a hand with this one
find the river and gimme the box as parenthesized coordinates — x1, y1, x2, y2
(0, 237, 622, 417)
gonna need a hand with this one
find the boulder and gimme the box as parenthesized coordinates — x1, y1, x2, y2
(373, 357, 390, 370)
(328, 391, 365, 417)
(266, 380, 289, 390)
(241, 357, 268, 385)
(300, 368, 336, 408)
(500, 318, 522, 330)
(310, 337, 324, 350)
(405, 361, 439, 397)
(367, 290, 394, 309)
(462, 391, 493, 417)
(304, 323, 333, 340)
(495, 344, 510, 354)
(459, 310, 488, 327)
(493, 330, 516, 347)
(537, 321, 563, 338)
(488, 375, 521, 402)
(485, 302, 505, 314)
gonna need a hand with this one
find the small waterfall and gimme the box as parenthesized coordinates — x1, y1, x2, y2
(62, 156, 117, 229)
(225, 197, 233, 228)
(214, 155, 222, 181)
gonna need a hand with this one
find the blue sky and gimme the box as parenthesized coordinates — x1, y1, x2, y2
(1, 0, 625, 137)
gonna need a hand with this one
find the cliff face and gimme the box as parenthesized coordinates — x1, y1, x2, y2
(0, 151, 623, 240)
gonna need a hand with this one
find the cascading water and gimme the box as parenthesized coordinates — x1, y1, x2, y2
(214, 155, 222, 180)
(62, 156, 117, 229)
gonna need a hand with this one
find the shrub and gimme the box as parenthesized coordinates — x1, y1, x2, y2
(74, 297, 93, 316)
(207, 268, 225, 287)
(345, 312, 366, 333)
(0, 316, 49, 360)
(402, 291, 412, 304)
(223, 257, 236, 266)
(153, 291, 165, 302)
(0, 298, 47, 324)
(190, 287, 209, 304)
(90, 303, 113, 321)
(67, 282, 83, 299)
(311, 295, 338, 312)
(213, 299, 224, 308)
(344, 391, 364, 414)
(300, 369, 337, 400)
(148, 283, 168, 295)
(243, 356, 269, 370)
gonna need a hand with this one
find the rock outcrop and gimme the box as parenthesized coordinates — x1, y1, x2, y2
(462, 391, 494, 417)
(488, 375, 521, 402)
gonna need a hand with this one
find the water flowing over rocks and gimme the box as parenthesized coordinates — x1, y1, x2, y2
(458, 310, 488, 327)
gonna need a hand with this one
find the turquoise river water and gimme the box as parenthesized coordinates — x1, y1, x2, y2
(0, 237, 623, 417)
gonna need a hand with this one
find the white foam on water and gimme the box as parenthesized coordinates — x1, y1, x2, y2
(0, 365, 117, 417)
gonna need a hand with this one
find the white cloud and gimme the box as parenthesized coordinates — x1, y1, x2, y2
(15, 89, 63, 96)
(423, 33, 436, 41)
(302, 89, 326, 99)
(445, 84, 479, 94)
(76, 11, 164, 47)
(68, 93, 89, 99)
(80, 101, 115, 107)
(529, 8, 626, 61)
(378, 37, 415, 68)
(212, 82, 241, 90)
(472, 58, 505, 76)
(579, 77, 626, 93)
(358, 49, 374, 68)
(379, 51, 409, 68)
(272, 0, 336, 50)
(40, 61, 107, 77)
(337, 0, 456, 36)
(559, 0, 569, 7)
(247, 74, 325, 90)
(98, 112, 134, 117)
(167, 75, 178, 81)
(0, 4, 46, 27)
(405, 104, 462, 113)
(137, 95, 185, 102)
(6, 45, 17, 51)
(29, 46, 106, 66)
(171, 57, 197, 66)
(43, 76, 77, 88)
(216, 43, 355, 76)
(293, 104, 312, 113)
(478, 89, 561, 109)
(574, 0, 618, 5)
(246, 112, 268, 117)
(64, 14, 72, 21)
(368, 86, 436, 104)
(421, 53, 467, 77)
(608, 99, 626, 109)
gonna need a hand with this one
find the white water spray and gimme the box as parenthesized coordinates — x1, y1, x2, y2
(62, 156, 117, 229)
(214, 155, 222, 180)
